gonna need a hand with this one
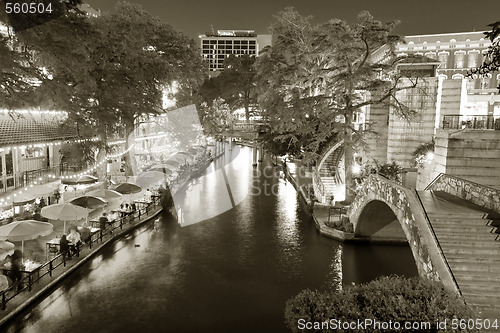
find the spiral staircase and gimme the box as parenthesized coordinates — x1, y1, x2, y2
(313, 140, 345, 204)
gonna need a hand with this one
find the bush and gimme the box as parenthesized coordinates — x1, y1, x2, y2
(326, 216, 353, 233)
(284, 276, 479, 332)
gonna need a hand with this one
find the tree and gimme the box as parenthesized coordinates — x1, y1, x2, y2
(13, 1, 205, 177)
(285, 276, 479, 333)
(255, 8, 420, 202)
(467, 20, 500, 91)
(198, 98, 232, 139)
(198, 54, 257, 120)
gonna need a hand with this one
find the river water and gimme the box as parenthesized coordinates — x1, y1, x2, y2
(4, 146, 417, 333)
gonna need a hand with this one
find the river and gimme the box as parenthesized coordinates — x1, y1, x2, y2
(4, 145, 417, 333)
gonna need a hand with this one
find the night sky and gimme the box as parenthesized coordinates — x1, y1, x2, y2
(84, 0, 500, 40)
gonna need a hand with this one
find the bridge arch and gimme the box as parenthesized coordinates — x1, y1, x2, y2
(356, 199, 406, 241)
(348, 175, 459, 293)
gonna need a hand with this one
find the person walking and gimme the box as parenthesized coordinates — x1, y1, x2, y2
(59, 235, 71, 260)
(99, 212, 110, 233)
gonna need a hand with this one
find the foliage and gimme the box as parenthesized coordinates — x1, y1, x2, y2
(255, 8, 421, 201)
(326, 216, 353, 233)
(285, 276, 479, 333)
(467, 21, 500, 91)
(199, 54, 257, 119)
(198, 98, 232, 139)
(10, 1, 204, 175)
(412, 140, 435, 166)
(378, 161, 403, 181)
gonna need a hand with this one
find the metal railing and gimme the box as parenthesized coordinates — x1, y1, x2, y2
(0, 195, 162, 310)
(442, 114, 500, 130)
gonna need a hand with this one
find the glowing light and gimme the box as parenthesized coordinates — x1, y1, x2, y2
(352, 164, 361, 174)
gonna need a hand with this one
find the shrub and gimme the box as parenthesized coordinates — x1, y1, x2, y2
(285, 276, 479, 332)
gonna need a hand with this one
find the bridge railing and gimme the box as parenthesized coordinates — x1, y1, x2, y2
(425, 173, 500, 213)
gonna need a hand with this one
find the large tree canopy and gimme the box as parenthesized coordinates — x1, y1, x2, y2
(9, 1, 205, 176)
(256, 8, 421, 201)
(468, 20, 500, 91)
(198, 54, 257, 120)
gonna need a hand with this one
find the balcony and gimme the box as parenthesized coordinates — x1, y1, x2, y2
(442, 115, 500, 130)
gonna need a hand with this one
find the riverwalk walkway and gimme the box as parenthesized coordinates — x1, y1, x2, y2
(0, 196, 163, 327)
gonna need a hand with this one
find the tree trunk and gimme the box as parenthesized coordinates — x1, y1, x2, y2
(343, 116, 355, 203)
(124, 118, 137, 179)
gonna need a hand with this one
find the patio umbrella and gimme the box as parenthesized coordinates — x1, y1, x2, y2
(136, 171, 168, 189)
(88, 189, 123, 201)
(41, 203, 89, 233)
(25, 184, 56, 197)
(0, 220, 53, 259)
(0, 240, 15, 261)
(147, 166, 173, 174)
(113, 183, 142, 195)
(62, 174, 98, 185)
(13, 192, 36, 206)
(69, 195, 108, 209)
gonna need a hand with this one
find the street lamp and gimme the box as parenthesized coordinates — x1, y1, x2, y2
(327, 195, 335, 223)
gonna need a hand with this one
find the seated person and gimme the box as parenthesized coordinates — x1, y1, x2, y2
(66, 229, 82, 256)
(130, 203, 137, 213)
(79, 222, 91, 244)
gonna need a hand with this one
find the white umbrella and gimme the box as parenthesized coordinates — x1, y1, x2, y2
(25, 184, 56, 197)
(13, 192, 36, 206)
(88, 189, 123, 201)
(41, 203, 89, 233)
(0, 220, 53, 260)
(136, 171, 168, 189)
(0, 240, 15, 261)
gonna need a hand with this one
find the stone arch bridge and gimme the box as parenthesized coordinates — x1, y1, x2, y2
(348, 174, 458, 293)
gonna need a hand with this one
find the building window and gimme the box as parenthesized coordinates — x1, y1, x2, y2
(480, 74, 492, 89)
(454, 51, 465, 68)
(452, 74, 464, 79)
(438, 52, 449, 68)
(468, 51, 478, 68)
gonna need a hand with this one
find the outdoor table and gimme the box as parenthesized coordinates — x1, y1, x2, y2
(45, 237, 61, 261)
(89, 219, 100, 228)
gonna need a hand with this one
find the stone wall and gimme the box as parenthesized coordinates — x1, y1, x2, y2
(387, 78, 438, 167)
(349, 175, 459, 292)
(427, 173, 500, 213)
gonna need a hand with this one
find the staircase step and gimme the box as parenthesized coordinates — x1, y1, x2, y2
(432, 225, 495, 233)
(441, 247, 500, 256)
(447, 259, 500, 270)
(446, 253, 500, 263)
(454, 272, 500, 282)
(438, 239, 499, 247)
(436, 233, 497, 241)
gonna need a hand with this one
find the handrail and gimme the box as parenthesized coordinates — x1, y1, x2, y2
(425, 172, 500, 194)
(424, 173, 444, 191)
(414, 189, 463, 297)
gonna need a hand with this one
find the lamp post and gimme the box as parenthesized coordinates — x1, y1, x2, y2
(327, 195, 335, 223)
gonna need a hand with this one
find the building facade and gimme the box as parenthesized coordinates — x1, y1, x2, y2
(199, 30, 272, 72)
